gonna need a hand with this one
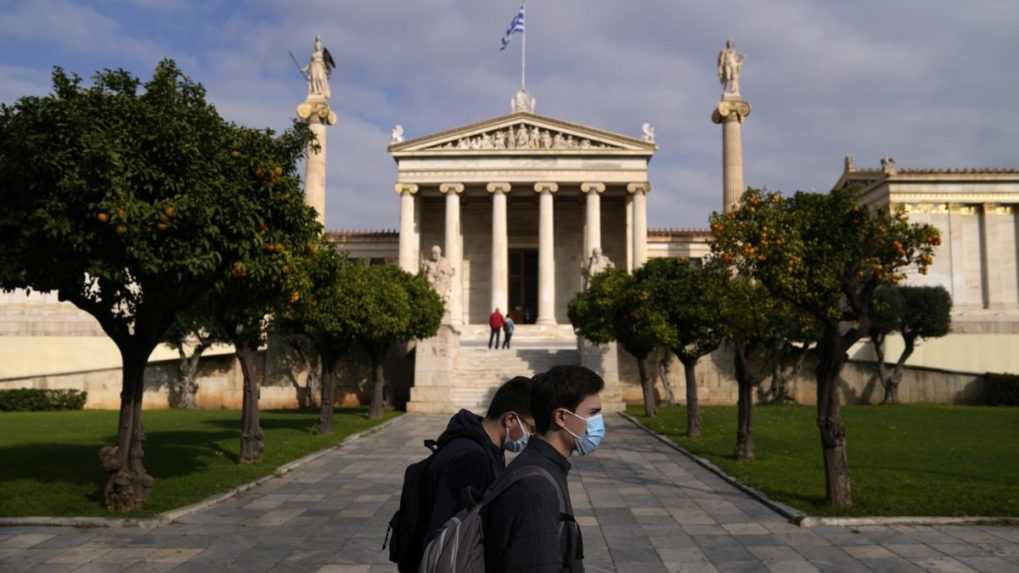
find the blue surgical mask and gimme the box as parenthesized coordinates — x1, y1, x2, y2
(562, 411, 605, 456)
(503, 416, 530, 453)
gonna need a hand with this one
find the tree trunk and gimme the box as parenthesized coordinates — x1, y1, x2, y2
(170, 343, 207, 409)
(288, 339, 321, 411)
(657, 353, 676, 405)
(736, 380, 754, 461)
(885, 335, 915, 405)
(369, 352, 385, 420)
(236, 342, 264, 464)
(678, 355, 701, 438)
(637, 355, 656, 418)
(872, 333, 894, 404)
(816, 326, 852, 508)
(733, 344, 754, 460)
(318, 355, 337, 434)
(100, 348, 155, 512)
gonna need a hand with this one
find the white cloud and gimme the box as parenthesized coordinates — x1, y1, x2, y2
(2, 0, 1017, 231)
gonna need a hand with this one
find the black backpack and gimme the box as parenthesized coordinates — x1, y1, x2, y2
(384, 438, 440, 572)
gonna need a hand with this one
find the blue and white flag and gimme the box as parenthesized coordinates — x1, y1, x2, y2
(500, 4, 525, 51)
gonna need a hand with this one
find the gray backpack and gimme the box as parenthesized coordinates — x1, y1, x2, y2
(417, 465, 567, 573)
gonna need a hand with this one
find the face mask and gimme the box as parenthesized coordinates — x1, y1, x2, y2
(503, 415, 530, 453)
(562, 411, 605, 456)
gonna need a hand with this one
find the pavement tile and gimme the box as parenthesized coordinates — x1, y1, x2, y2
(7, 414, 1016, 573)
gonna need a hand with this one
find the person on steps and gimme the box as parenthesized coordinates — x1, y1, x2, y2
(488, 308, 505, 350)
(502, 315, 515, 350)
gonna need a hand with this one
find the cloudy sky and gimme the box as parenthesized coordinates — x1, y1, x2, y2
(2, 1, 1017, 231)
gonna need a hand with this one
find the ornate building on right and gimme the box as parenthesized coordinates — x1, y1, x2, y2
(834, 158, 1019, 374)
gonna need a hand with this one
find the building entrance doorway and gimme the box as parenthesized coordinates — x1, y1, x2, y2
(508, 249, 538, 324)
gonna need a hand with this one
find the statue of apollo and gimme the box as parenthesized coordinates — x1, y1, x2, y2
(717, 39, 745, 96)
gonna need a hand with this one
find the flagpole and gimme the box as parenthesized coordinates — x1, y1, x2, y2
(521, 0, 526, 91)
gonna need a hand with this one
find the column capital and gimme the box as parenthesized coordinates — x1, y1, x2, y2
(394, 183, 419, 195)
(580, 182, 606, 194)
(487, 182, 511, 194)
(439, 183, 465, 195)
(711, 98, 752, 124)
(534, 182, 559, 194)
(627, 182, 651, 195)
(984, 203, 1015, 215)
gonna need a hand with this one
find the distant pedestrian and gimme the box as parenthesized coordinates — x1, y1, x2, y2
(502, 316, 515, 349)
(488, 308, 504, 350)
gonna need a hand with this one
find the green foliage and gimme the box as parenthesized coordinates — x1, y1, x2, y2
(983, 373, 1019, 406)
(568, 268, 665, 359)
(0, 389, 88, 411)
(278, 246, 361, 361)
(0, 60, 319, 349)
(710, 187, 940, 329)
(636, 258, 728, 360)
(871, 286, 952, 342)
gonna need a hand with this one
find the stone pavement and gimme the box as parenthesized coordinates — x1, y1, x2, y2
(1, 414, 1017, 573)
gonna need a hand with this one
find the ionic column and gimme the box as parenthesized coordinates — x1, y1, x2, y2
(296, 100, 336, 227)
(396, 183, 419, 273)
(487, 182, 511, 314)
(625, 193, 634, 272)
(628, 183, 650, 268)
(440, 183, 465, 326)
(535, 182, 559, 325)
(581, 182, 605, 259)
(712, 99, 752, 214)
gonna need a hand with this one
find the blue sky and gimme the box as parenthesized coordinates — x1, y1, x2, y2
(2, 1, 1017, 231)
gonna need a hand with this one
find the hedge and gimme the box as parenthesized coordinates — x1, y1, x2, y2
(0, 389, 88, 411)
(984, 373, 1019, 406)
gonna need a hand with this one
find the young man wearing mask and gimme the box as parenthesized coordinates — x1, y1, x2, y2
(423, 376, 536, 543)
(484, 365, 605, 573)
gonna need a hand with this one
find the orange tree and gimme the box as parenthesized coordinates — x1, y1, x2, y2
(637, 257, 728, 436)
(355, 265, 442, 420)
(710, 187, 939, 507)
(569, 268, 666, 417)
(0, 61, 315, 511)
(717, 275, 810, 460)
(277, 245, 360, 435)
(180, 124, 320, 462)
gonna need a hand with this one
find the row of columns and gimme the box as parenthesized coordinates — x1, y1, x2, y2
(396, 182, 650, 326)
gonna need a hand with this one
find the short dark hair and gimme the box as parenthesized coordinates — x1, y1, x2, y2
(486, 376, 533, 420)
(531, 366, 605, 434)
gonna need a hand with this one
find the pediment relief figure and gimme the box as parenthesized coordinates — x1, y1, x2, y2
(423, 122, 623, 152)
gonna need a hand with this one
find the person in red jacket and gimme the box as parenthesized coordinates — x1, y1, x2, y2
(488, 308, 505, 350)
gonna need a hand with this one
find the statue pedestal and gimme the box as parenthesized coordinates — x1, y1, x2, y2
(578, 338, 627, 414)
(406, 325, 461, 414)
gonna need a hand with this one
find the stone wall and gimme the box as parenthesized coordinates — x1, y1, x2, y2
(0, 336, 413, 411)
(616, 345, 991, 407)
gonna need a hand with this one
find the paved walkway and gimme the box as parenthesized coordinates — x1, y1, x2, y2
(1, 415, 1017, 573)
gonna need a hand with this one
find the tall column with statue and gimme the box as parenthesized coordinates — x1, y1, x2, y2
(294, 35, 338, 226)
(711, 40, 751, 214)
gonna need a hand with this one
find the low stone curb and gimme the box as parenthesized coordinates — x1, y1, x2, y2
(0, 413, 406, 530)
(620, 413, 1019, 529)
(797, 516, 1019, 528)
(619, 412, 807, 523)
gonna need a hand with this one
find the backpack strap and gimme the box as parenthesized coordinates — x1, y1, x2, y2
(478, 465, 567, 516)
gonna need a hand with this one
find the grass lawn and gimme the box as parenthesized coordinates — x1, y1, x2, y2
(629, 404, 1019, 517)
(0, 407, 399, 518)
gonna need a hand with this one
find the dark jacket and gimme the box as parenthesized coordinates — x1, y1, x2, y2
(484, 438, 584, 573)
(424, 409, 505, 541)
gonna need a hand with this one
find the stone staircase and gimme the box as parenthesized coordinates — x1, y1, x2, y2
(408, 325, 582, 414)
(448, 346, 580, 412)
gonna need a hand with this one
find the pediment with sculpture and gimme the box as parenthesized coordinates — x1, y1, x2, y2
(389, 113, 656, 156)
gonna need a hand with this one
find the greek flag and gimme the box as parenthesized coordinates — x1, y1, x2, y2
(501, 4, 525, 51)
